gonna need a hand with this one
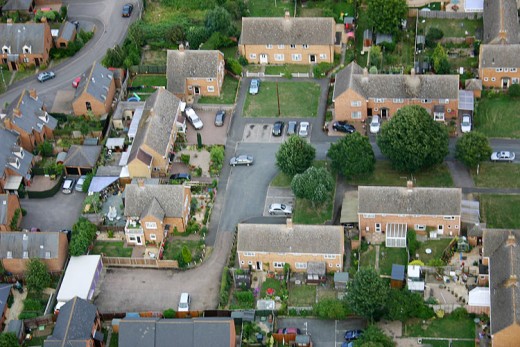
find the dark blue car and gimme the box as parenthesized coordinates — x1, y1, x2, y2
(344, 329, 363, 341)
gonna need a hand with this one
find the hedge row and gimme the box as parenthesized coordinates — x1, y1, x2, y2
(27, 176, 63, 199)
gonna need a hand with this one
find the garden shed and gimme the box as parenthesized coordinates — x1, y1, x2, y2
(391, 264, 405, 289)
(385, 223, 407, 248)
(334, 272, 349, 289)
(63, 145, 102, 176)
(106, 138, 125, 151)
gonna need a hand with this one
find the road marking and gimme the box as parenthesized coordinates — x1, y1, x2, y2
(335, 320, 338, 346)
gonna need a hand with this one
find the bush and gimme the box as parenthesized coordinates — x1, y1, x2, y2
(21, 208, 27, 216)
(509, 84, 520, 97)
(163, 308, 176, 318)
(225, 57, 242, 76)
(190, 198, 198, 212)
(19, 312, 38, 320)
(107, 230, 114, 238)
(450, 307, 469, 319)
(219, 267, 232, 308)
(181, 154, 190, 165)
(23, 299, 42, 312)
(238, 55, 248, 66)
(313, 62, 333, 77)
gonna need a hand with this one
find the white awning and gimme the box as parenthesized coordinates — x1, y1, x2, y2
(407, 280, 425, 291)
(88, 176, 119, 193)
(120, 166, 130, 178)
(468, 287, 490, 307)
(128, 107, 144, 140)
(119, 146, 132, 166)
(106, 138, 125, 149)
(4, 176, 22, 190)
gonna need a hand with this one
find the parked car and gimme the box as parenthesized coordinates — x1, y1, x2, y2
(272, 121, 285, 136)
(249, 79, 260, 95)
(341, 342, 354, 347)
(491, 151, 516, 162)
(185, 107, 203, 130)
(215, 110, 226, 127)
(278, 328, 301, 335)
(268, 203, 292, 216)
(122, 3, 133, 17)
(230, 155, 254, 166)
(37, 71, 55, 83)
(344, 329, 363, 341)
(370, 115, 381, 134)
(177, 292, 191, 312)
(298, 122, 310, 137)
(170, 173, 191, 181)
(461, 114, 472, 133)
(72, 76, 81, 88)
(75, 175, 87, 192)
(287, 121, 298, 135)
(62, 178, 75, 194)
(332, 121, 356, 133)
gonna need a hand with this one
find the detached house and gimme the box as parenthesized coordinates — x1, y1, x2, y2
(127, 89, 181, 178)
(124, 181, 191, 245)
(239, 12, 336, 65)
(72, 62, 116, 117)
(358, 183, 462, 238)
(0, 18, 53, 71)
(166, 46, 225, 99)
(0, 128, 34, 194)
(55, 21, 77, 48)
(3, 89, 57, 153)
(333, 62, 459, 122)
(237, 219, 344, 272)
(483, 229, 520, 346)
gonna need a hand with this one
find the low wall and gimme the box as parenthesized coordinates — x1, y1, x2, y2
(102, 256, 179, 269)
(27, 176, 64, 199)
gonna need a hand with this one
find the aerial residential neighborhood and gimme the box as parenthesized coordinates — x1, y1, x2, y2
(0, 0, 519, 346)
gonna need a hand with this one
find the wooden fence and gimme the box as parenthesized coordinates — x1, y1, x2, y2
(411, 10, 482, 19)
(23, 314, 55, 329)
(102, 256, 179, 269)
(245, 71, 311, 78)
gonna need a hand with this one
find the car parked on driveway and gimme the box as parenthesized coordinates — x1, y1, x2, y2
(249, 79, 260, 95)
(344, 329, 363, 341)
(491, 151, 515, 162)
(75, 175, 87, 192)
(370, 116, 380, 134)
(272, 121, 285, 136)
(37, 71, 55, 82)
(333, 121, 356, 133)
(230, 155, 254, 166)
(215, 110, 226, 127)
(298, 122, 310, 137)
(185, 107, 203, 130)
(122, 3, 133, 17)
(287, 121, 298, 135)
(177, 292, 191, 312)
(62, 178, 75, 194)
(461, 114, 472, 133)
(268, 203, 292, 216)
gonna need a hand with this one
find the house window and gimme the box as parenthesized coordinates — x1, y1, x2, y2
(290, 44, 296, 49)
(443, 216, 455, 220)
(504, 68, 509, 72)
(291, 54, 302, 61)
(439, 99, 449, 104)
(484, 77, 489, 81)
(374, 108, 379, 112)
(415, 224, 426, 231)
(266, 44, 273, 49)
(363, 213, 375, 218)
(393, 98, 404, 103)
(434, 113, 445, 121)
(295, 262, 307, 269)
(207, 86, 215, 92)
(351, 111, 362, 119)
(513, 78, 519, 84)
(303, 44, 309, 49)
(206, 78, 214, 82)
(150, 234, 157, 240)
(324, 254, 336, 259)
(274, 262, 285, 268)
(351, 101, 362, 107)
(336, 264, 341, 268)
(86, 101, 92, 111)
(274, 54, 284, 61)
(248, 261, 253, 265)
(45, 251, 51, 259)
(244, 252, 255, 257)
(145, 222, 157, 229)
(278, 44, 285, 49)
(241, 260, 245, 264)
(511, 68, 518, 72)
(375, 223, 381, 232)
(496, 68, 503, 72)
(23, 251, 28, 259)
(319, 53, 327, 59)
(249, 53, 257, 59)
(491, 77, 496, 81)
(188, 86, 193, 90)
(455, 225, 459, 229)
(129, 236, 136, 242)
(374, 98, 385, 103)
(23, 57, 30, 63)
(422, 99, 431, 103)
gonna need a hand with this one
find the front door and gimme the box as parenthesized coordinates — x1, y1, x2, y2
(438, 225, 444, 235)
(309, 55, 316, 63)
(502, 78, 510, 89)
(136, 236, 142, 245)
(381, 108, 389, 118)
(260, 54, 268, 64)
(256, 261, 262, 271)
(194, 86, 200, 95)
(9, 61, 16, 71)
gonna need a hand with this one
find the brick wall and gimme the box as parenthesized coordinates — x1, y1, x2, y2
(237, 252, 343, 273)
(479, 67, 520, 88)
(359, 213, 461, 237)
(239, 44, 334, 65)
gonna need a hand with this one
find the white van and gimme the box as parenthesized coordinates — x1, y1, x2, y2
(178, 292, 191, 312)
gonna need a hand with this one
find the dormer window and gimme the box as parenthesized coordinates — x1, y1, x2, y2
(9, 157, 20, 169)
(2, 45, 10, 54)
(6, 251, 12, 259)
(39, 112, 49, 123)
(22, 45, 31, 54)
(12, 146, 24, 159)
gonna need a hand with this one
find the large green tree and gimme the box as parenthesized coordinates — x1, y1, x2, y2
(345, 268, 388, 322)
(328, 132, 375, 179)
(276, 136, 316, 176)
(432, 43, 449, 73)
(205, 7, 233, 36)
(0, 333, 19, 347)
(384, 289, 434, 322)
(69, 218, 97, 256)
(377, 105, 449, 173)
(366, 0, 408, 35)
(26, 259, 51, 294)
(455, 132, 492, 169)
(355, 325, 395, 347)
(291, 167, 334, 206)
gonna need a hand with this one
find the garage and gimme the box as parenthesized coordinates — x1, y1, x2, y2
(63, 145, 102, 176)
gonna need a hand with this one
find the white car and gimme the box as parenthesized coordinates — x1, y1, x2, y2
(185, 107, 203, 130)
(461, 114, 471, 133)
(370, 115, 380, 134)
(178, 292, 191, 312)
(491, 151, 515, 162)
(299, 122, 310, 137)
(268, 203, 293, 216)
(75, 175, 87, 192)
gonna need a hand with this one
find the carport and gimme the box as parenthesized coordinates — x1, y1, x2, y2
(88, 176, 119, 193)
(63, 145, 102, 176)
(340, 190, 358, 226)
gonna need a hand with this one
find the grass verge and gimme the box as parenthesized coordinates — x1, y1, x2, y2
(480, 194, 520, 228)
(198, 76, 239, 104)
(472, 163, 520, 188)
(474, 94, 520, 138)
(405, 315, 475, 338)
(270, 172, 292, 187)
(264, 64, 311, 75)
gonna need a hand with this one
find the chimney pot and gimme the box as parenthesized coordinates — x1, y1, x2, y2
(29, 89, 37, 100)
(13, 108, 21, 117)
(286, 218, 293, 230)
(137, 178, 145, 188)
(407, 180, 413, 189)
(507, 234, 516, 246)
(285, 10, 290, 19)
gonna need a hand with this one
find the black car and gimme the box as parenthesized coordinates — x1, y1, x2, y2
(287, 121, 298, 135)
(215, 110, 226, 127)
(333, 121, 356, 133)
(272, 121, 285, 136)
(122, 3, 133, 17)
(170, 173, 191, 182)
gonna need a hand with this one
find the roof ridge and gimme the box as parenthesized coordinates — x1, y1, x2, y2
(61, 297, 77, 347)
(82, 61, 97, 94)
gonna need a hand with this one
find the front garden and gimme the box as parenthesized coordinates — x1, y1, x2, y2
(480, 194, 520, 229)
(474, 93, 520, 138)
(472, 162, 520, 188)
(198, 76, 240, 104)
(91, 241, 132, 257)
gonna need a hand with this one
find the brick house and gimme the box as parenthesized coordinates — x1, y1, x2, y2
(237, 219, 344, 273)
(358, 183, 462, 238)
(483, 229, 520, 346)
(55, 21, 77, 48)
(482, 0, 518, 45)
(3, 89, 57, 153)
(44, 297, 104, 347)
(123, 181, 191, 245)
(166, 46, 225, 99)
(0, 194, 22, 231)
(0, 232, 68, 274)
(239, 12, 336, 65)
(127, 89, 181, 178)
(333, 62, 459, 123)
(0, 128, 34, 194)
(72, 62, 116, 117)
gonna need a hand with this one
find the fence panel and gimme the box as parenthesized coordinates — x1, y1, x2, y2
(129, 65, 167, 74)
(101, 256, 178, 269)
(417, 11, 482, 19)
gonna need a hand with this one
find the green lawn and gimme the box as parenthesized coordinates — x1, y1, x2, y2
(421, 340, 474, 347)
(293, 196, 334, 224)
(109, 333, 119, 347)
(472, 163, 520, 188)
(198, 76, 239, 104)
(131, 74, 167, 93)
(261, 277, 284, 298)
(349, 161, 453, 187)
(91, 241, 133, 257)
(270, 172, 292, 187)
(354, 8, 370, 68)
(26, 336, 48, 346)
(379, 246, 408, 276)
(480, 194, 520, 228)
(474, 95, 520, 138)
(288, 285, 316, 307)
(416, 238, 453, 264)
(360, 245, 377, 269)
(13, 69, 36, 83)
(243, 81, 321, 118)
(162, 239, 205, 261)
(220, 46, 238, 60)
(419, 18, 482, 37)
(264, 64, 311, 75)
(0, 69, 12, 94)
(405, 316, 475, 339)
(300, 0, 355, 19)
(247, 0, 295, 17)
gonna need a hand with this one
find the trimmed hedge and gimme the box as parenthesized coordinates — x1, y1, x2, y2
(27, 176, 63, 199)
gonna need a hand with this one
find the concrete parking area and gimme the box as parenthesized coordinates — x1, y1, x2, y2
(241, 123, 311, 143)
(185, 109, 231, 145)
(264, 187, 294, 217)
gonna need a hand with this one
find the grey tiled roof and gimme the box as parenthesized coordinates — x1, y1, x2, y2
(44, 297, 98, 347)
(128, 89, 181, 162)
(124, 183, 186, 219)
(0, 195, 7, 225)
(0, 22, 47, 54)
(483, 0, 519, 44)
(0, 232, 62, 259)
(0, 284, 12, 317)
(239, 17, 336, 45)
(5, 89, 58, 134)
(465, 79, 482, 90)
(0, 128, 33, 178)
(358, 186, 461, 216)
(237, 223, 344, 254)
(74, 62, 113, 104)
(63, 145, 101, 168)
(334, 62, 459, 100)
(140, 197, 165, 220)
(2, 0, 33, 11)
(59, 21, 76, 41)
(167, 50, 223, 94)
(483, 229, 520, 335)
(480, 44, 520, 68)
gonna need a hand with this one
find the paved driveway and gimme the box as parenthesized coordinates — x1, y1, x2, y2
(20, 191, 86, 231)
(185, 109, 230, 145)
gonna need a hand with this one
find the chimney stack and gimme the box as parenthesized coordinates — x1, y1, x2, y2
(137, 178, 145, 188)
(407, 180, 414, 190)
(13, 108, 21, 117)
(285, 10, 290, 20)
(286, 218, 293, 230)
(29, 89, 37, 100)
(179, 43, 185, 52)
(507, 233, 516, 246)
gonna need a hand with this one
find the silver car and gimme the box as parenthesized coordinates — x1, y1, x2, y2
(299, 122, 310, 137)
(249, 79, 260, 95)
(75, 175, 87, 192)
(62, 178, 75, 194)
(230, 155, 254, 166)
(268, 203, 293, 216)
(491, 151, 515, 162)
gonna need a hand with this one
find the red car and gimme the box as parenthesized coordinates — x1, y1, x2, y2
(72, 76, 81, 88)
